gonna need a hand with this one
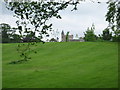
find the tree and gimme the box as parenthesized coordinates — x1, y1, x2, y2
(11, 34, 21, 43)
(0, 23, 11, 43)
(22, 31, 40, 42)
(4, 0, 80, 63)
(50, 38, 57, 42)
(84, 24, 96, 42)
(106, 0, 120, 42)
(0, 24, 22, 43)
(9, 27, 22, 43)
(102, 28, 112, 41)
(66, 31, 69, 42)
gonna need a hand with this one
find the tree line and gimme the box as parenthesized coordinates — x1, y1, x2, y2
(84, 24, 119, 42)
(0, 23, 42, 43)
(1, 23, 119, 43)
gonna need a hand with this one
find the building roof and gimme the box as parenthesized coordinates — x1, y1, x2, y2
(61, 30, 64, 35)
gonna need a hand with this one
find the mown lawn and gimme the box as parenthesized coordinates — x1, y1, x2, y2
(2, 42, 118, 88)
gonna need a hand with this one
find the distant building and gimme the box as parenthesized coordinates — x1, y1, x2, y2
(61, 31, 84, 42)
(61, 31, 73, 42)
(79, 37, 85, 42)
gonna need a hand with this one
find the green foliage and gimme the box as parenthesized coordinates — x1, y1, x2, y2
(66, 31, 69, 42)
(15, 43, 36, 63)
(22, 31, 39, 42)
(50, 38, 57, 42)
(0, 23, 11, 43)
(102, 28, 112, 41)
(84, 24, 96, 42)
(9, 27, 22, 43)
(106, 0, 120, 42)
(10, 34, 21, 43)
(0, 23, 22, 43)
(112, 35, 120, 42)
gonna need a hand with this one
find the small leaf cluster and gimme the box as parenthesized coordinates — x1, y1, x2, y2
(106, 0, 120, 38)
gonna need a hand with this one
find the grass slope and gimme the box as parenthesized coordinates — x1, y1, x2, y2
(2, 42, 118, 88)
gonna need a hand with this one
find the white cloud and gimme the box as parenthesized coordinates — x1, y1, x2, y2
(0, 1, 109, 39)
(48, 2, 108, 38)
(0, 15, 17, 27)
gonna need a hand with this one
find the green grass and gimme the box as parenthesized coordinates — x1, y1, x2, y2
(2, 42, 118, 88)
(0, 44, 2, 89)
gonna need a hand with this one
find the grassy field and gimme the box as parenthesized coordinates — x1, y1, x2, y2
(2, 42, 118, 88)
(0, 44, 2, 89)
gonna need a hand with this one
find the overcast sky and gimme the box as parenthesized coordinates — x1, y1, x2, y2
(0, 0, 109, 40)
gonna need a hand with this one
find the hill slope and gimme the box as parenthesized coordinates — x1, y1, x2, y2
(2, 42, 118, 88)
